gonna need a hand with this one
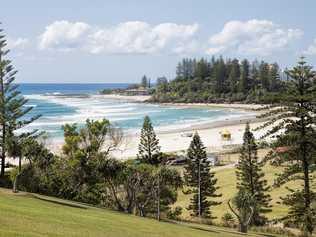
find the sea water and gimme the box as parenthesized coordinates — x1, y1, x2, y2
(19, 83, 250, 140)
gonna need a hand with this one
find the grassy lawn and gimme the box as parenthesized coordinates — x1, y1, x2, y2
(173, 163, 301, 222)
(0, 188, 284, 237)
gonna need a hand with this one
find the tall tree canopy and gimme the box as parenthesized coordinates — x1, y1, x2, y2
(258, 57, 316, 236)
(184, 132, 221, 219)
(0, 25, 39, 176)
(137, 116, 161, 165)
(236, 123, 271, 225)
(151, 57, 284, 103)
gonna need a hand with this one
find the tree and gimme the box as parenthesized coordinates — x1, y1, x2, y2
(156, 77, 168, 87)
(150, 57, 284, 104)
(7, 134, 43, 192)
(9, 137, 55, 194)
(228, 189, 255, 233)
(228, 59, 240, 93)
(184, 132, 221, 219)
(258, 57, 316, 236)
(239, 59, 250, 94)
(61, 119, 124, 202)
(236, 123, 271, 225)
(155, 163, 182, 221)
(141, 75, 148, 88)
(258, 62, 270, 91)
(97, 160, 181, 217)
(212, 57, 227, 94)
(195, 58, 209, 79)
(137, 116, 161, 165)
(268, 63, 280, 92)
(0, 25, 39, 176)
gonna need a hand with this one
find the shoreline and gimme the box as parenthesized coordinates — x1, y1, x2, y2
(40, 94, 268, 158)
(46, 109, 266, 159)
(99, 94, 151, 102)
(113, 115, 267, 159)
(100, 94, 266, 111)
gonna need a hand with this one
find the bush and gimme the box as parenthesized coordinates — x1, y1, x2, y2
(221, 212, 235, 227)
(167, 206, 182, 220)
(0, 172, 12, 188)
(250, 226, 296, 237)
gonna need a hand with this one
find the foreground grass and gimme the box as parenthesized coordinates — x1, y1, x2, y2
(0, 188, 283, 237)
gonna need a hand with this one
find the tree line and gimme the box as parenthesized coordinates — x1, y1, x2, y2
(150, 57, 286, 103)
(0, 25, 316, 236)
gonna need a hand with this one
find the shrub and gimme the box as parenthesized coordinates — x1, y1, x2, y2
(221, 212, 235, 227)
(250, 226, 296, 237)
(167, 206, 183, 220)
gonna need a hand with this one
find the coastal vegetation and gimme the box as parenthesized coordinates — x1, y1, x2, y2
(100, 75, 153, 96)
(183, 132, 221, 219)
(257, 58, 316, 236)
(0, 26, 40, 189)
(150, 57, 285, 103)
(235, 123, 271, 226)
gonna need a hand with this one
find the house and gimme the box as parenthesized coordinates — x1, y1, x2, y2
(123, 87, 149, 96)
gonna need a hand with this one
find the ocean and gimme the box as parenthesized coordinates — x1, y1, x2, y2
(18, 83, 249, 140)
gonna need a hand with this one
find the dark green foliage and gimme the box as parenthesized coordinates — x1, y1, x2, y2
(60, 119, 113, 203)
(221, 212, 235, 227)
(17, 119, 118, 203)
(150, 57, 285, 103)
(258, 62, 270, 91)
(141, 75, 149, 88)
(228, 189, 255, 233)
(167, 206, 183, 220)
(258, 57, 316, 236)
(184, 132, 221, 219)
(228, 59, 240, 93)
(0, 25, 40, 177)
(97, 158, 182, 217)
(137, 116, 161, 165)
(236, 123, 271, 225)
(15, 118, 182, 219)
(268, 63, 281, 92)
(9, 138, 56, 194)
(239, 59, 250, 94)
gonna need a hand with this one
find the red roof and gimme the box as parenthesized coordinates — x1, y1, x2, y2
(275, 146, 290, 153)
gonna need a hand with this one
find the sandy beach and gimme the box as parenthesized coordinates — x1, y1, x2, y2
(43, 94, 268, 159)
(112, 119, 266, 159)
(100, 94, 151, 102)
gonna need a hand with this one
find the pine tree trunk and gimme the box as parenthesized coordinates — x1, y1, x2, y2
(0, 154, 4, 176)
(0, 118, 5, 177)
(0, 51, 4, 177)
(301, 119, 313, 235)
(19, 156, 21, 173)
(239, 223, 248, 233)
(157, 173, 160, 221)
(13, 173, 19, 193)
(198, 160, 201, 219)
(13, 156, 22, 193)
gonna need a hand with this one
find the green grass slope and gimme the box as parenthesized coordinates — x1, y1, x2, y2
(0, 188, 281, 237)
(174, 164, 301, 221)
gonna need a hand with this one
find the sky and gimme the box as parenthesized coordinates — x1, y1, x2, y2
(2, 0, 316, 83)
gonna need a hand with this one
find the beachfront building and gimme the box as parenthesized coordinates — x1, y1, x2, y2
(124, 87, 150, 96)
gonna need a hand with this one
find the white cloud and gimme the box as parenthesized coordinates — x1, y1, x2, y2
(303, 39, 316, 55)
(7, 37, 29, 50)
(38, 20, 199, 54)
(38, 21, 91, 51)
(206, 19, 303, 56)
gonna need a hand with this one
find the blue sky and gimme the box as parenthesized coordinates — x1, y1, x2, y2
(2, 0, 316, 83)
